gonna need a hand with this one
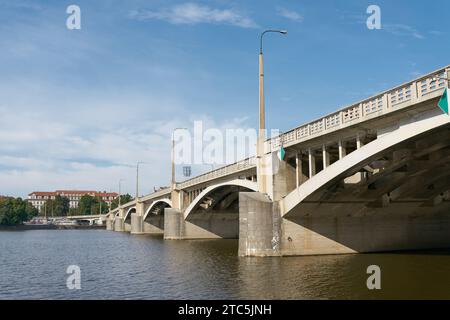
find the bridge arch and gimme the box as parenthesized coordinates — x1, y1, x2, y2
(124, 207, 136, 222)
(281, 112, 450, 217)
(143, 199, 173, 221)
(184, 179, 258, 219)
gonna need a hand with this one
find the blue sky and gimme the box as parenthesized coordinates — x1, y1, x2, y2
(0, 0, 449, 197)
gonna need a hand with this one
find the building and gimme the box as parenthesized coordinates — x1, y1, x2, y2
(28, 190, 118, 212)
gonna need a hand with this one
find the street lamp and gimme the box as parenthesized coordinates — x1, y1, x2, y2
(257, 29, 287, 194)
(136, 161, 148, 200)
(118, 179, 125, 208)
(172, 128, 188, 189)
(258, 29, 287, 138)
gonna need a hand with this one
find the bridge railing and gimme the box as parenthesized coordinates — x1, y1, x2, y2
(177, 157, 257, 189)
(268, 65, 449, 151)
(139, 187, 172, 202)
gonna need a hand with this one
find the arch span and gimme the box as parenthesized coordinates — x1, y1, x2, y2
(281, 111, 450, 217)
(124, 207, 136, 222)
(184, 179, 258, 219)
(143, 199, 173, 221)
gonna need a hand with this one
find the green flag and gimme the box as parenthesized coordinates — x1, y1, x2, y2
(438, 88, 449, 115)
(278, 146, 285, 161)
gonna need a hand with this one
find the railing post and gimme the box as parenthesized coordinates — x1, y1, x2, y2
(411, 82, 418, 103)
(382, 93, 389, 113)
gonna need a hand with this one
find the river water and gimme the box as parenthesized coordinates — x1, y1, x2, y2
(0, 230, 449, 299)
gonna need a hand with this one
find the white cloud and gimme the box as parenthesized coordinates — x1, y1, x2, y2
(129, 3, 258, 28)
(277, 7, 303, 22)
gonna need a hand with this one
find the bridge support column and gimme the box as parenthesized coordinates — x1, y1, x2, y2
(238, 192, 281, 257)
(164, 208, 183, 239)
(308, 148, 316, 177)
(322, 145, 330, 168)
(114, 217, 125, 232)
(130, 213, 143, 234)
(106, 217, 113, 231)
(131, 202, 145, 234)
(338, 139, 346, 159)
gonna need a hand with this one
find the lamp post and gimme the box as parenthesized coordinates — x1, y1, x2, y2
(257, 29, 287, 193)
(135, 161, 145, 200)
(118, 179, 124, 208)
(172, 128, 188, 189)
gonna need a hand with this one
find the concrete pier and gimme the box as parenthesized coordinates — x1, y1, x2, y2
(114, 217, 125, 232)
(130, 213, 143, 235)
(238, 192, 281, 257)
(164, 209, 183, 239)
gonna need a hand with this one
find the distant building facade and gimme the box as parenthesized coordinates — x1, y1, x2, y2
(28, 190, 118, 212)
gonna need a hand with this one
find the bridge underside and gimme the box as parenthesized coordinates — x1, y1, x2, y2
(142, 201, 170, 235)
(239, 121, 450, 256)
(165, 185, 252, 239)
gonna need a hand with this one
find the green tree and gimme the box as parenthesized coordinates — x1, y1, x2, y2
(53, 195, 70, 216)
(110, 194, 133, 210)
(41, 199, 54, 217)
(68, 207, 78, 216)
(0, 197, 38, 225)
(77, 195, 96, 215)
(92, 197, 110, 215)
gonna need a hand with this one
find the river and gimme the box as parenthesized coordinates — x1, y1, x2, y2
(0, 230, 449, 299)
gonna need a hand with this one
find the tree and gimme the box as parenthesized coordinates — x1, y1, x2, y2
(92, 198, 110, 215)
(41, 199, 54, 217)
(53, 195, 70, 216)
(77, 195, 96, 215)
(110, 194, 133, 210)
(76, 195, 108, 215)
(68, 207, 78, 216)
(0, 197, 38, 225)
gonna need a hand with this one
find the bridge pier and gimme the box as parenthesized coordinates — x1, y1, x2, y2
(238, 192, 281, 256)
(239, 193, 450, 256)
(114, 216, 125, 232)
(130, 202, 145, 234)
(106, 217, 113, 231)
(130, 213, 143, 234)
(164, 208, 183, 239)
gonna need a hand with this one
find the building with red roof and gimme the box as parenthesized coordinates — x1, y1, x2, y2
(28, 190, 118, 212)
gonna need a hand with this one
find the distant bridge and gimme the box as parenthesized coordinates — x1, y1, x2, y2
(106, 65, 450, 256)
(50, 215, 107, 224)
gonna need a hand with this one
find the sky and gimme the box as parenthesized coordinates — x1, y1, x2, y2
(0, 0, 449, 198)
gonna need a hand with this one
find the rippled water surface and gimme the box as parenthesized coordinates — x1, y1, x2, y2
(1, 230, 449, 299)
